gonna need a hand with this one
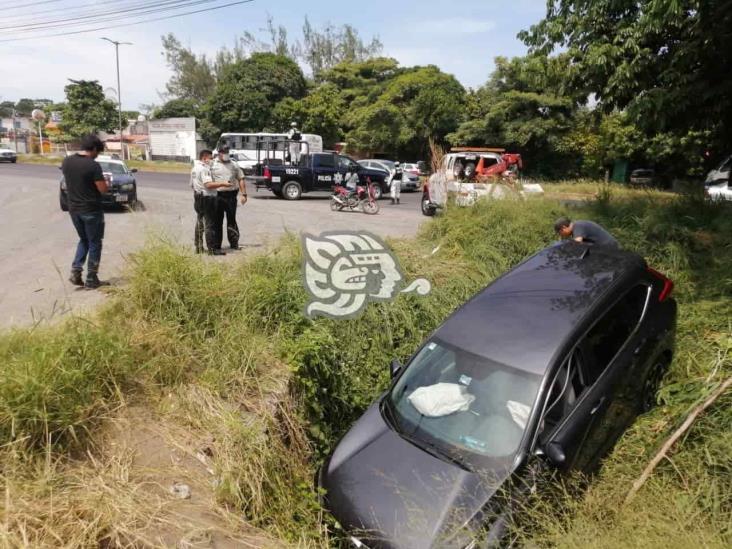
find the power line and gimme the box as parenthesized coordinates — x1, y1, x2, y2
(1, 0, 217, 32)
(0, 0, 255, 42)
(11, 0, 65, 10)
(3, 0, 167, 24)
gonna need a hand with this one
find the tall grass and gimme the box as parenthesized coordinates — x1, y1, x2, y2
(0, 189, 730, 546)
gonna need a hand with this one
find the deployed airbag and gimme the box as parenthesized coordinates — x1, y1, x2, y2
(408, 383, 476, 417)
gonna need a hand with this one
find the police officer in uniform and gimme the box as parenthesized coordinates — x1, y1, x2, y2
(287, 122, 302, 165)
(390, 161, 403, 205)
(191, 149, 229, 255)
(211, 146, 247, 250)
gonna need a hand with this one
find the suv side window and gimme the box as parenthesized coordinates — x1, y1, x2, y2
(338, 156, 358, 171)
(539, 350, 588, 439)
(580, 285, 649, 384)
(314, 154, 335, 169)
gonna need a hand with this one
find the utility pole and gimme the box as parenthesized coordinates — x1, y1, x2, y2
(101, 37, 132, 160)
(11, 108, 18, 153)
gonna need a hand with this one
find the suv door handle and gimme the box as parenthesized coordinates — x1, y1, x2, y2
(590, 396, 607, 415)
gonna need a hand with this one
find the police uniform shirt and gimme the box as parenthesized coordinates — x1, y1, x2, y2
(191, 161, 215, 196)
(210, 159, 244, 193)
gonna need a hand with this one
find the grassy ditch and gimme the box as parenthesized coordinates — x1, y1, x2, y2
(0, 188, 730, 546)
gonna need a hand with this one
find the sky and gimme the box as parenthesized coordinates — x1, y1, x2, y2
(0, 0, 547, 112)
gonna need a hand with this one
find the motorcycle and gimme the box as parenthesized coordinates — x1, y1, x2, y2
(330, 178, 380, 215)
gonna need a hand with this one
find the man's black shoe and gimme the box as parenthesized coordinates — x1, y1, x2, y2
(209, 249, 226, 256)
(229, 244, 241, 250)
(84, 276, 110, 290)
(69, 271, 83, 286)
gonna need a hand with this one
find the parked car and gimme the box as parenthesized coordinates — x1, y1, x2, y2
(59, 155, 138, 211)
(705, 154, 731, 186)
(319, 241, 676, 548)
(357, 159, 420, 191)
(629, 169, 656, 186)
(0, 146, 17, 163)
(705, 179, 732, 201)
(260, 152, 388, 200)
(401, 163, 420, 177)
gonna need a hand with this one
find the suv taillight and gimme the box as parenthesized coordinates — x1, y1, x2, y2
(647, 267, 674, 301)
(263, 166, 271, 179)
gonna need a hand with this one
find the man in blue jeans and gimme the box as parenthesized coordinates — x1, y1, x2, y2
(61, 135, 110, 289)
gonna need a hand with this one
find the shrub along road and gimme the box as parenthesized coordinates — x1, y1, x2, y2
(0, 163, 425, 327)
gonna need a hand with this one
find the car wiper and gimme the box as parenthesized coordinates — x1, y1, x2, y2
(402, 430, 472, 472)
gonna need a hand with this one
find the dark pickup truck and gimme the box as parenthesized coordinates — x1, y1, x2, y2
(257, 152, 389, 200)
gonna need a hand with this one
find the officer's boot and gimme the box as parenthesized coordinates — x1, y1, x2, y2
(391, 198, 395, 205)
(397, 197, 400, 204)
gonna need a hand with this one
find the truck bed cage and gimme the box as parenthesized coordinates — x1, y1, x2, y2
(245, 138, 311, 191)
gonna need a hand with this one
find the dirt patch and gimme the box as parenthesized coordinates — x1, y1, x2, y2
(97, 404, 275, 548)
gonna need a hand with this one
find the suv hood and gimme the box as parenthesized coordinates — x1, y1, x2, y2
(321, 401, 507, 548)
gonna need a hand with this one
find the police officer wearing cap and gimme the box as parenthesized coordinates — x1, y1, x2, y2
(211, 145, 247, 250)
(191, 149, 229, 255)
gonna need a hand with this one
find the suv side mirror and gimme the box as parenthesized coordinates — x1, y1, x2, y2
(390, 359, 402, 379)
(545, 441, 566, 467)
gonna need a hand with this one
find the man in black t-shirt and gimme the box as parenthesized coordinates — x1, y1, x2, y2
(554, 217, 619, 248)
(61, 135, 109, 289)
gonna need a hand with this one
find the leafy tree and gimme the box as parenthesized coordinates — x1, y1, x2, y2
(161, 33, 218, 104)
(59, 80, 121, 137)
(299, 17, 383, 79)
(14, 98, 37, 116)
(344, 101, 403, 153)
(448, 55, 577, 176)
(153, 98, 200, 119)
(0, 101, 14, 117)
(271, 84, 345, 147)
(520, 0, 732, 158)
(206, 53, 306, 132)
(379, 66, 465, 153)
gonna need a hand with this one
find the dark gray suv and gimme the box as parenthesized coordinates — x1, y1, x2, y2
(319, 241, 676, 548)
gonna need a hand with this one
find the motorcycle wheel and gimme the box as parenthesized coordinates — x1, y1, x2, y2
(362, 200, 380, 215)
(421, 196, 436, 216)
(330, 198, 344, 211)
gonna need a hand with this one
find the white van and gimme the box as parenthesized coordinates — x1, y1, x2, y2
(216, 132, 323, 172)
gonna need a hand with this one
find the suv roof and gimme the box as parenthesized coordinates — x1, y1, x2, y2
(434, 242, 646, 375)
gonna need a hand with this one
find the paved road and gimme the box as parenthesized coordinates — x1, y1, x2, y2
(0, 163, 426, 327)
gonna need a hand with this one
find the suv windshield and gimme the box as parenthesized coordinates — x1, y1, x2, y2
(386, 338, 541, 470)
(98, 161, 127, 175)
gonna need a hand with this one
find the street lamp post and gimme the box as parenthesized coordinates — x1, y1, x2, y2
(101, 37, 132, 160)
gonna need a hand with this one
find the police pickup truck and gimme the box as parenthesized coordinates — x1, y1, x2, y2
(258, 152, 389, 200)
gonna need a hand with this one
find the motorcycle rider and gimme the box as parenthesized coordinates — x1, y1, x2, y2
(390, 161, 403, 205)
